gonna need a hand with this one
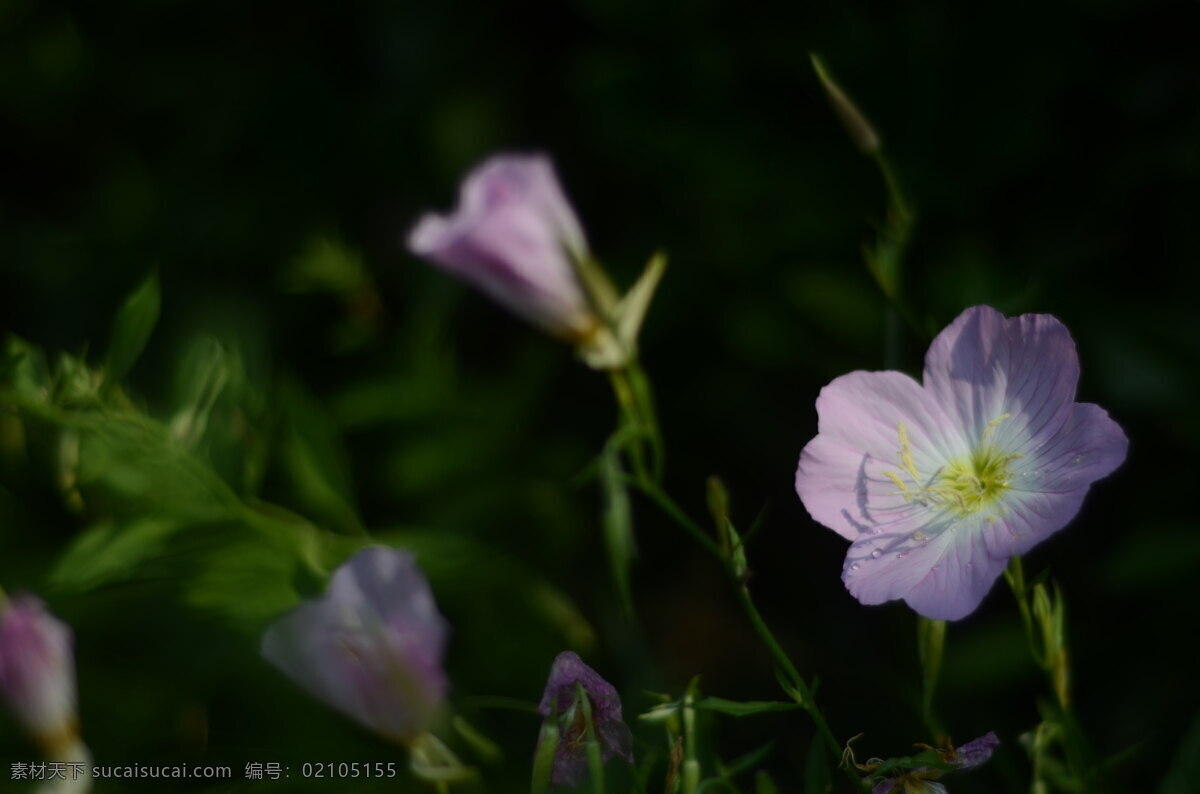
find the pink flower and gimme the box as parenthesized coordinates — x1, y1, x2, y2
(0, 596, 79, 747)
(408, 155, 598, 341)
(796, 306, 1128, 620)
(261, 546, 450, 743)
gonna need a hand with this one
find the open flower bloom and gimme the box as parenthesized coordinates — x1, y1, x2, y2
(407, 154, 599, 342)
(0, 595, 79, 750)
(261, 546, 449, 744)
(536, 651, 633, 786)
(796, 306, 1128, 620)
(870, 732, 1000, 793)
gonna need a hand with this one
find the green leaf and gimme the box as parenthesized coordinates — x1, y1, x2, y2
(50, 518, 183, 592)
(531, 723, 558, 794)
(1, 336, 51, 403)
(615, 251, 667, 351)
(802, 732, 831, 794)
(274, 375, 363, 535)
(452, 715, 502, 764)
(642, 697, 802, 722)
(601, 440, 636, 616)
(105, 268, 161, 385)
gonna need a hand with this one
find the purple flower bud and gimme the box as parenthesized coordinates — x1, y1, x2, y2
(536, 651, 633, 786)
(261, 546, 450, 744)
(0, 596, 79, 747)
(407, 154, 599, 341)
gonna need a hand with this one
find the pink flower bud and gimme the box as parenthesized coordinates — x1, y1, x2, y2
(408, 155, 599, 341)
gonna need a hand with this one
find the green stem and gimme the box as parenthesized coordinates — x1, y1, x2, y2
(1003, 557, 1044, 668)
(609, 360, 665, 486)
(624, 476, 722, 560)
(626, 476, 866, 791)
(916, 616, 946, 739)
(609, 368, 652, 486)
(578, 682, 606, 794)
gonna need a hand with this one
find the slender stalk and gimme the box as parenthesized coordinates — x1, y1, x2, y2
(1003, 557, 1044, 668)
(625, 474, 866, 791)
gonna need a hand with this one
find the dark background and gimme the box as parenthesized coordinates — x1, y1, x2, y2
(1, 0, 1198, 791)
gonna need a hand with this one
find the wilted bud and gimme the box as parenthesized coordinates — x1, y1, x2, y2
(0, 596, 79, 750)
(536, 651, 633, 786)
(261, 546, 450, 744)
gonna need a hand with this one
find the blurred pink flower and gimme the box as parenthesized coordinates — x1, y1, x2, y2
(261, 546, 449, 743)
(408, 154, 598, 341)
(0, 595, 78, 748)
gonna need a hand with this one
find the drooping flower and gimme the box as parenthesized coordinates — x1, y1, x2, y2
(261, 546, 450, 744)
(796, 306, 1128, 620)
(867, 732, 999, 793)
(0, 595, 79, 750)
(536, 650, 633, 786)
(407, 154, 598, 341)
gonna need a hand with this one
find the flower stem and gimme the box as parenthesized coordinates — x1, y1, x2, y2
(608, 360, 664, 486)
(625, 475, 867, 791)
(916, 616, 946, 740)
(577, 682, 607, 794)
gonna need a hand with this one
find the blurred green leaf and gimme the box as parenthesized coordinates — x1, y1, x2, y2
(802, 732, 831, 794)
(105, 268, 160, 385)
(274, 375, 362, 535)
(168, 336, 231, 449)
(50, 517, 183, 592)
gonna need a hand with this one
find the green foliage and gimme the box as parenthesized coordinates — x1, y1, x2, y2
(105, 268, 160, 386)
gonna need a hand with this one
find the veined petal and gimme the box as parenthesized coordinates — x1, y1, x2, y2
(980, 402, 1129, 557)
(843, 512, 1007, 621)
(797, 371, 966, 541)
(1009, 402, 1129, 494)
(923, 306, 1080, 452)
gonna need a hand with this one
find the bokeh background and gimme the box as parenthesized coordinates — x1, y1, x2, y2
(2, 0, 1198, 791)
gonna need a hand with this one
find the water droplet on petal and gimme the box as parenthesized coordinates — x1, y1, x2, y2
(966, 562, 975, 569)
(1072, 455, 1082, 465)
(898, 550, 910, 558)
(870, 549, 882, 559)
(849, 562, 861, 571)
